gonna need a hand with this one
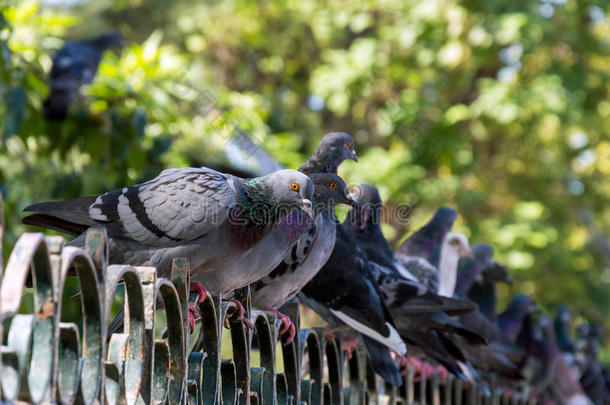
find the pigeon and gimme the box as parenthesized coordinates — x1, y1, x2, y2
(496, 295, 563, 391)
(395, 206, 473, 295)
(497, 294, 539, 343)
(456, 243, 511, 322)
(516, 314, 560, 394)
(44, 31, 124, 120)
(23, 167, 314, 296)
(297, 132, 358, 173)
(299, 222, 407, 386)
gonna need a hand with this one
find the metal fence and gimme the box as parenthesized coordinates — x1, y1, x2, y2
(0, 208, 537, 404)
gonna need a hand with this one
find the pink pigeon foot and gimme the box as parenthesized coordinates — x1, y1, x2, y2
(186, 282, 208, 333)
(190, 282, 208, 304)
(408, 357, 426, 382)
(397, 355, 409, 376)
(432, 364, 449, 384)
(342, 336, 360, 360)
(225, 299, 254, 329)
(265, 308, 296, 345)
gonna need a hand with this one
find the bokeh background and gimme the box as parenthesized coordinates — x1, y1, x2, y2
(0, 0, 609, 360)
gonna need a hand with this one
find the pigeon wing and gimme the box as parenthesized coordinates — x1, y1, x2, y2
(89, 167, 237, 246)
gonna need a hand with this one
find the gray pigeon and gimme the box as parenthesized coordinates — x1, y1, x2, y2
(23, 166, 314, 295)
(44, 31, 124, 120)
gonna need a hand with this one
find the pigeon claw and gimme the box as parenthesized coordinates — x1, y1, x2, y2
(225, 299, 253, 330)
(188, 304, 199, 333)
(397, 355, 409, 376)
(342, 337, 360, 360)
(265, 308, 296, 345)
(433, 364, 449, 384)
(189, 282, 208, 304)
(408, 357, 428, 382)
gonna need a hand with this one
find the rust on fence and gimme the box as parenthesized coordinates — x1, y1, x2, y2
(0, 198, 536, 405)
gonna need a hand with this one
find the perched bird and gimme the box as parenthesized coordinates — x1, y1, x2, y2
(343, 185, 477, 317)
(23, 166, 314, 329)
(497, 294, 538, 343)
(456, 243, 511, 322)
(299, 222, 407, 387)
(249, 132, 358, 338)
(396, 206, 458, 266)
(44, 31, 124, 120)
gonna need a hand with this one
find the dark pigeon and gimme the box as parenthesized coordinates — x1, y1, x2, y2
(554, 305, 576, 354)
(456, 243, 511, 322)
(299, 223, 407, 386)
(44, 31, 124, 120)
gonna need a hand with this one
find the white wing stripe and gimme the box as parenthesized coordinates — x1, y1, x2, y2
(330, 309, 407, 356)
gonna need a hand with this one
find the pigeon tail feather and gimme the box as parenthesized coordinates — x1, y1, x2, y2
(361, 335, 403, 387)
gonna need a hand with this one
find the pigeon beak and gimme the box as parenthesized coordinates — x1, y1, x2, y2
(301, 199, 314, 218)
(350, 150, 358, 162)
(461, 246, 474, 258)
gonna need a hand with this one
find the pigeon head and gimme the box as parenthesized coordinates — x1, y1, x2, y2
(308, 173, 355, 214)
(498, 294, 538, 342)
(503, 294, 538, 321)
(346, 183, 383, 232)
(264, 169, 315, 218)
(299, 132, 358, 174)
(483, 262, 511, 284)
(474, 243, 512, 284)
(443, 232, 473, 258)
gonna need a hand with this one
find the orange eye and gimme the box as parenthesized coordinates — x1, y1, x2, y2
(290, 182, 299, 191)
(346, 142, 352, 149)
(329, 182, 337, 190)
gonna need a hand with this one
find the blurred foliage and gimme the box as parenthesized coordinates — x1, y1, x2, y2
(0, 0, 609, 351)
